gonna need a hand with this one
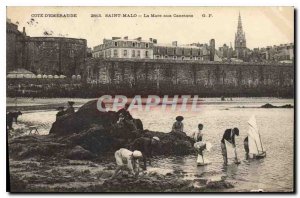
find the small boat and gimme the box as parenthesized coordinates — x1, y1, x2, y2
(247, 115, 266, 159)
(195, 142, 212, 166)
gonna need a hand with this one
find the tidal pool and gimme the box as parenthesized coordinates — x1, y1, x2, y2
(13, 97, 294, 192)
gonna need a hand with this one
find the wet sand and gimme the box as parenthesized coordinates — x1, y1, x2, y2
(9, 155, 235, 192)
(7, 97, 294, 192)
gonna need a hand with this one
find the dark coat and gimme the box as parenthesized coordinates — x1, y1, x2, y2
(221, 128, 236, 146)
(131, 137, 152, 157)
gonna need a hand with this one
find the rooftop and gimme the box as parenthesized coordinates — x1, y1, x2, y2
(154, 43, 201, 49)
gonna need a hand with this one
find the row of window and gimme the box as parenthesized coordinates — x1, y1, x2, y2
(92, 52, 206, 60)
(113, 41, 150, 48)
(155, 55, 204, 60)
(92, 49, 150, 58)
(113, 49, 150, 58)
(94, 42, 151, 50)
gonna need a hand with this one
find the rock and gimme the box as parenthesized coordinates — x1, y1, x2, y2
(66, 146, 95, 160)
(49, 100, 195, 156)
(205, 180, 234, 189)
(280, 104, 293, 108)
(261, 103, 293, 109)
(142, 131, 194, 155)
(261, 103, 276, 108)
(101, 171, 113, 179)
(8, 135, 67, 160)
(133, 119, 143, 130)
(88, 163, 98, 167)
(83, 169, 91, 174)
(10, 175, 28, 192)
(9, 100, 195, 161)
(49, 100, 116, 136)
(194, 178, 209, 185)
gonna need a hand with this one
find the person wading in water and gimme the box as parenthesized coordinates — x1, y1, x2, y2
(221, 127, 240, 165)
(192, 123, 204, 142)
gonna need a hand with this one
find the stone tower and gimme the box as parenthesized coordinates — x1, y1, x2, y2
(234, 12, 247, 60)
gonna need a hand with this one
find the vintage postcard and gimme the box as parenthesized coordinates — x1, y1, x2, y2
(6, 6, 294, 192)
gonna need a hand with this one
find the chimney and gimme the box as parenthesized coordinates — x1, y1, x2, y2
(124, 36, 128, 40)
(149, 38, 153, 42)
(172, 41, 177, 47)
(22, 27, 26, 36)
(153, 39, 157, 44)
(135, 37, 142, 41)
(112, 37, 121, 40)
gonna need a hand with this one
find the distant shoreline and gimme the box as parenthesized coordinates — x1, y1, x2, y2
(6, 97, 294, 112)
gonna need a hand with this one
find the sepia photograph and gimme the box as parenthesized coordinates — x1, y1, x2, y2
(6, 6, 294, 192)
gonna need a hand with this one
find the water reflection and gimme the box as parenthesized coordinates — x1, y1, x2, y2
(222, 163, 239, 179)
(12, 99, 294, 191)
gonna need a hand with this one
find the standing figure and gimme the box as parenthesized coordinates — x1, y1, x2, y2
(244, 136, 249, 160)
(56, 106, 65, 120)
(130, 136, 160, 170)
(172, 116, 184, 133)
(6, 111, 22, 130)
(117, 104, 137, 130)
(220, 127, 240, 165)
(111, 148, 143, 178)
(65, 101, 75, 115)
(117, 104, 132, 120)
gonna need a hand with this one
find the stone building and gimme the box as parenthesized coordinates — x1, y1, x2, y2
(93, 36, 154, 59)
(262, 43, 294, 62)
(25, 37, 87, 76)
(6, 20, 87, 77)
(6, 19, 27, 71)
(153, 42, 209, 61)
(246, 43, 294, 63)
(218, 43, 234, 60)
(92, 36, 215, 61)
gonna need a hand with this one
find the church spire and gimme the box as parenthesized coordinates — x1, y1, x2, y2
(237, 11, 243, 32)
(234, 12, 247, 59)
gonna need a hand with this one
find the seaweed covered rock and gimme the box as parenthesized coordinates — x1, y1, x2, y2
(49, 100, 118, 136)
(261, 103, 293, 108)
(279, 104, 293, 108)
(101, 173, 192, 192)
(9, 174, 28, 192)
(8, 135, 68, 160)
(205, 180, 234, 189)
(261, 103, 277, 108)
(50, 100, 143, 136)
(11, 99, 195, 159)
(142, 130, 194, 155)
(57, 125, 142, 154)
(66, 145, 96, 160)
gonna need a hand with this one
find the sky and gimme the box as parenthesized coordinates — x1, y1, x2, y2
(7, 6, 294, 49)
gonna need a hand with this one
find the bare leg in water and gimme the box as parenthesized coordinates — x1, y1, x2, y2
(221, 143, 228, 165)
